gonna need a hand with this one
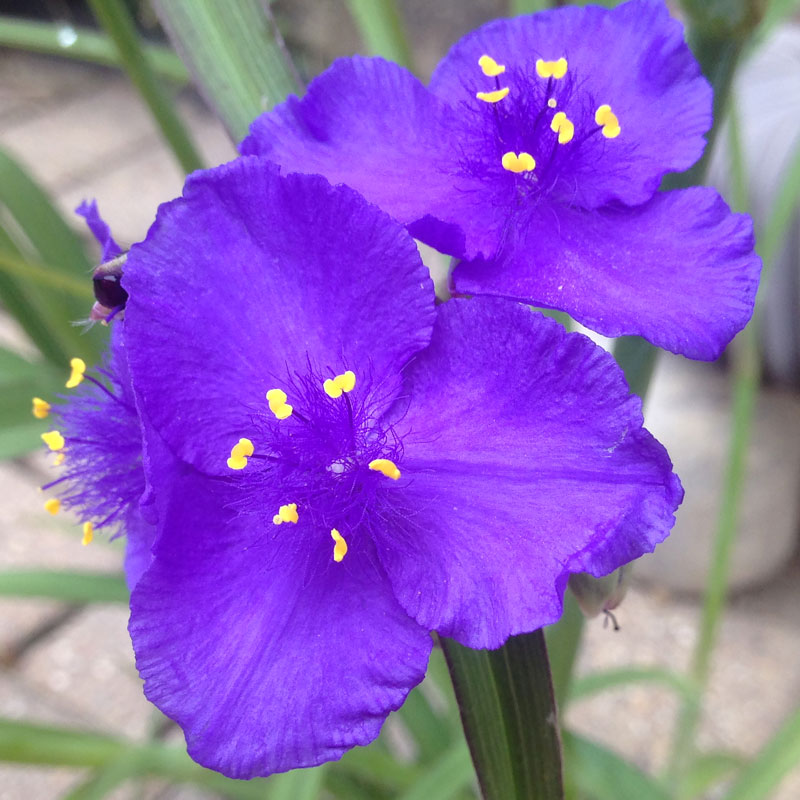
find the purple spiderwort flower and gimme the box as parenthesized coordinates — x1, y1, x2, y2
(37, 325, 155, 588)
(121, 157, 682, 778)
(242, 0, 761, 360)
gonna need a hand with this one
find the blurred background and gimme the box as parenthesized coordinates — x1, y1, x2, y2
(0, 0, 798, 798)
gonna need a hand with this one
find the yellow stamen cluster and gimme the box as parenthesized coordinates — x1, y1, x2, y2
(550, 111, 575, 144)
(32, 397, 51, 419)
(81, 522, 93, 546)
(331, 528, 348, 562)
(66, 357, 86, 389)
(323, 370, 356, 399)
(266, 388, 293, 419)
(227, 437, 254, 470)
(273, 502, 299, 525)
(535, 57, 568, 79)
(41, 430, 65, 451)
(478, 54, 506, 77)
(369, 458, 401, 480)
(44, 498, 60, 515)
(501, 152, 536, 173)
(595, 104, 621, 138)
(476, 87, 509, 104)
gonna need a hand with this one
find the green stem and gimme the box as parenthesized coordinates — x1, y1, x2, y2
(442, 631, 564, 800)
(345, 0, 415, 71)
(87, 0, 204, 174)
(0, 17, 188, 83)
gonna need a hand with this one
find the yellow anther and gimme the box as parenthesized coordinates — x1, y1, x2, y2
(476, 87, 509, 103)
(54, 452, 66, 466)
(65, 357, 86, 389)
(44, 498, 60, 515)
(547, 98, 557, 108)
(369, 458, 401, 480)
(550, 111, 575, 144)
(32, 397, 51, 419)
(535, 57, 567, 79)
(501, 152, 536, 173)
(323, 370, 357, 399)
(331, 528, 348, 562)
(227, 437, 254, 470)
(81, 522, 94, 546)
(478, 54, 506, 77)
(41, 430, 65, 451)
(272, 502, 299, 525)
(595, 104, 621, 138)
(266, 388, 293, 420)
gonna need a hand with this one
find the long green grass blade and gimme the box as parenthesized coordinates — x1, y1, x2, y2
(153, 0, 302, 143)
(0, 16, 188, 83)
(0, 146, 102, 365)
(87, 0, 203, 174)
(568, 667, 694, 704)
(0, 249, 94, 298)
(344, 0, 415, 70)
(564, 732, 669, 800)
(683, 751, 745, 799)
(442, 631, 563, 800)
(724, 707, 800, 800)
(0, 347, 62, 458)
(269, 764, 326, 800)
(396, 741, 475, 800)
(0, 570, 128, 604)
(0, 718, 271, 799)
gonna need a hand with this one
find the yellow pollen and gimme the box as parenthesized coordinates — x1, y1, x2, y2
(266, 388, 293, 420)
(44, 498, 60, 515)
(369, 458, 401, 480)
(323, 370, 356, 399)
(547, 98, 557, 108)
(65, 357, 86, 389)
(536, 57, 568, 79)
(227, 437, 254, 470)
(595, 104, 621, 138)
(81, 522, 94, 546)
(550, 111, 575, 144)
(41, 430, 65, 451)
(501, 151, 536, 173)
(54, 452, 66, 466)
(476, 87, 509, 103)
(32, 397, 51, 419)
(272, 502, 299, 525)
(331, 528, 348, 562)
(478, 54, 506, 77)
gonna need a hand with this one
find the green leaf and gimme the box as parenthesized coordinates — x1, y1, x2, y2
(568, 667, 694, 704)
(0, 17, 188, 83)
(563, 731, 669, 800)
(344, 0, 415, 70)
(0, 570, 129, 604)
(724, 707, 800, 800)
(441, 631, 563, 800)
(544, 591, 584, 709)
(0, 718, 272, 799)
(397, 741, 475, 800)
(682, 751, 745, 799)
(87, 0, 203, 174)
(153, 0, 302, 142)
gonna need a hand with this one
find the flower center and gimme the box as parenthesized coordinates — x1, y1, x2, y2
(469, 52, 621, 195)
(226, 366, 402, 563)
